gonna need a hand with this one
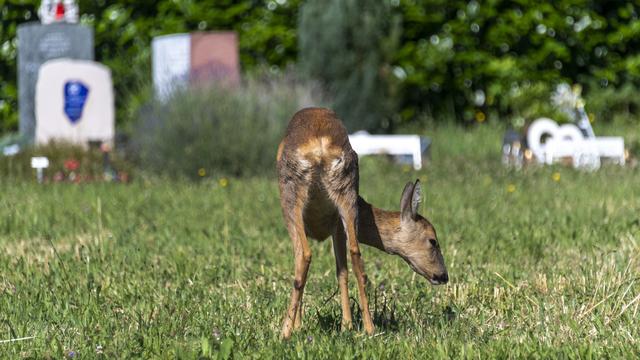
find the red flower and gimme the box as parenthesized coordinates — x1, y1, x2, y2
(64, 159, 80, 171)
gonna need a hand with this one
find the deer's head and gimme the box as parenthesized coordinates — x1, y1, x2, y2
(394, 180, 448, 285)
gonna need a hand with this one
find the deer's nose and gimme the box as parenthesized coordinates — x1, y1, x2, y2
(433, 272, 448, 284)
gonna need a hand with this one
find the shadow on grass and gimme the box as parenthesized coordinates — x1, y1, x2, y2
(308, 286, 459, 334)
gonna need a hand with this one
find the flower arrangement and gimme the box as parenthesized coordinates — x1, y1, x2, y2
(0, 142, 132, 183)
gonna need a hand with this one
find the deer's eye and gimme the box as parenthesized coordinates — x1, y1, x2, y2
(429, 239, 438, 248)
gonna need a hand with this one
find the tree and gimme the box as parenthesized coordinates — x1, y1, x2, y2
(298, 0, 401, 132)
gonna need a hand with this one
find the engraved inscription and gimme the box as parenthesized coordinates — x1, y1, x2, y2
(38, 32, 72, 58)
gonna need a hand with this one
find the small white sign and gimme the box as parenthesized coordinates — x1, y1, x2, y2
(31, 156, 50, 169)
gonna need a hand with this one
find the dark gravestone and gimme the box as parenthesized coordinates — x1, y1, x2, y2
(17, 22, 93, 142)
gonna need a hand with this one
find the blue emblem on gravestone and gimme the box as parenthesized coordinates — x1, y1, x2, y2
(64, 81, 89, 124)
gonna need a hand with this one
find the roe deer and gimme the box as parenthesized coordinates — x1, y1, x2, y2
(277, 108, 448, 339)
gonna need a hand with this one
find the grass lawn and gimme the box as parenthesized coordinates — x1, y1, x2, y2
(1, 124, 639, 358)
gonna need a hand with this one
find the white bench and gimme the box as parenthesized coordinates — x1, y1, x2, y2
(348, 132, 424, 170)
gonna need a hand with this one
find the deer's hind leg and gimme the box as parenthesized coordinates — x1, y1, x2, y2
(324, 151, 375, 335)
(332, 221, 353, 331)
(279, 168, 313, 340)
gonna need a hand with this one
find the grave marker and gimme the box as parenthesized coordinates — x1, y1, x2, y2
(17, 22, 93, 142)
(35, 59, 114, 146)
(31, 156, 49, 183)
(152, 31, 240, 99)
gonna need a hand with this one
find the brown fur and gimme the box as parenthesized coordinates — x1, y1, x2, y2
(277, 108, 448, 339)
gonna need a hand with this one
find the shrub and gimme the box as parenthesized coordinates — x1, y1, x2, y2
(585, 82, 640, 124)
(129, 72, 327, 179)
(497, 81, 571, 129)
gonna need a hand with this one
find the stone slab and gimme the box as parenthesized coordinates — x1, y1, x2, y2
(190, 32, 240, 86)
(35, 59, 114, 146)
(17, 22, 93, 142)
(151, 33, 191, 100)
(152, 31, 240, 99)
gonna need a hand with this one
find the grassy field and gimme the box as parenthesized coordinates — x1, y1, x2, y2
(1, 124, 639, 358)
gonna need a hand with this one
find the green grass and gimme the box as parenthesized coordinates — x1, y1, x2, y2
(1, 123, 639, 358)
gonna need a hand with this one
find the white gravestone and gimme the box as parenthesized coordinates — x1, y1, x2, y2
(152, 34, 191, 100)
(35, 59, 114, 146)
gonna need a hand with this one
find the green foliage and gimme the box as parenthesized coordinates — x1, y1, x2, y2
(1, 124, 639, 357)
(2, 1, 640, 133)
(498, 81, 571, 129)
(585, 81, 640, 123)
(395, 1, 640, 124)
(130, 72, 325, 179)
(0, 0, 29, 133)
(0, 0, 301, 132)
(298, 0, 401, 132)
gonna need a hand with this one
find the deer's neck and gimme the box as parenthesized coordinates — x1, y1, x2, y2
(356, 196, 402, 254)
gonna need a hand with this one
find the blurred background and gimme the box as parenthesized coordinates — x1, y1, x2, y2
(1, 0, 639, 178)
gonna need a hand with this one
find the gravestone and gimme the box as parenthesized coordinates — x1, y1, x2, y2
(190, 32, 240, 86)
(151, 34, 191, 100)
(17, 22, 93, 142)
(152, 31, 240, 99)
(35, 59, 114, 146)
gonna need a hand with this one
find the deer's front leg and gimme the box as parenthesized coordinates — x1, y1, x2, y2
(291, 240, 304, 331)
(281, 221, 312, 339)
(332, 223, 353, 331)
(341, 207, 374, 335)
(294, 298, 303, 330)
(280, 180, 312, 340)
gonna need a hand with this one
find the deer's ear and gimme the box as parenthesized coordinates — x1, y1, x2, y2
(411, 179, 422, 218)
(400, 181, 415, 222)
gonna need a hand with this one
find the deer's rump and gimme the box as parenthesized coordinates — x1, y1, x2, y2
(277, 107, 359, 240)
(302, 181, 340, 241)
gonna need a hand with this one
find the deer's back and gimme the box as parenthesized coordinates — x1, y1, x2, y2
(277, 108, 358, 240)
